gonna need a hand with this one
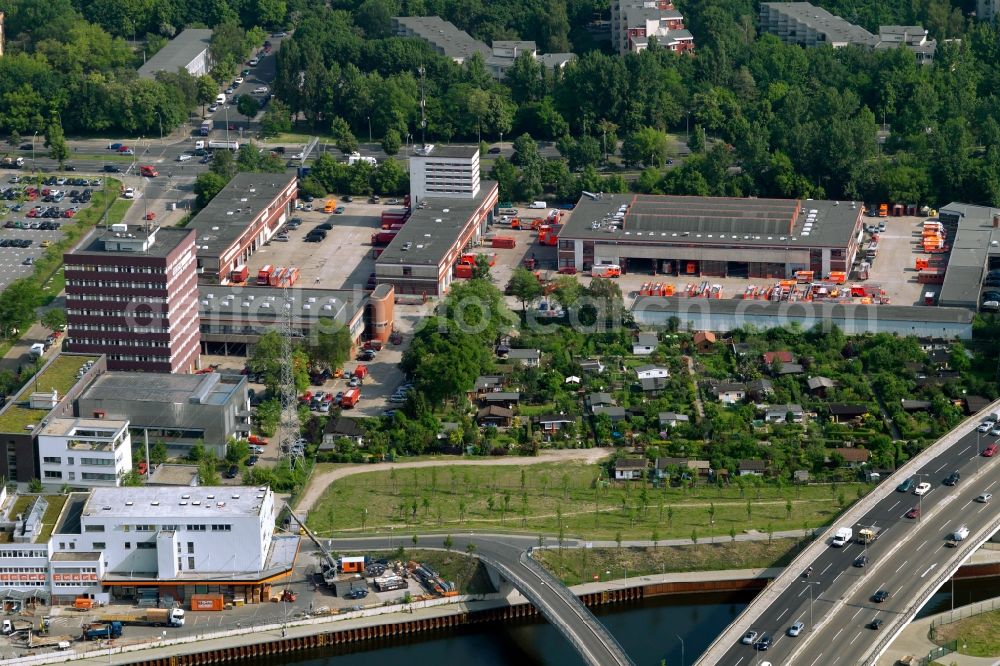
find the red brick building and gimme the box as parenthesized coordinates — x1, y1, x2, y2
(64, 225, 200, 373)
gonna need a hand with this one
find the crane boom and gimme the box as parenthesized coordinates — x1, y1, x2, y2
(283, 502, 338, 575)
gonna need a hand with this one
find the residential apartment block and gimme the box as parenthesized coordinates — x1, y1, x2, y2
(64, 224, 200, 373)
(611, 0, 694, 55)
(759, 2, 936, 63)
(391, 17, 574, 78)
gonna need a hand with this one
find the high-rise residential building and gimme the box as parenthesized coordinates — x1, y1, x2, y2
(64, 224, 200, 373)
(36, 417, 132, 487)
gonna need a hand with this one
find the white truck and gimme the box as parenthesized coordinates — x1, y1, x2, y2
(347, 152, 377, 166)
(208, 140, 240, 151)
(832, 527, 853, 547)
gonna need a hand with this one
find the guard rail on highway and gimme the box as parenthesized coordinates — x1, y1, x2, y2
(695, 398, 1000, 665)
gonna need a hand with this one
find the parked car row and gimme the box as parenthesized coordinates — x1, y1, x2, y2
(0, 238, 33, 248)
(389, 382, 413, 403)
(5, 219, 62, 229)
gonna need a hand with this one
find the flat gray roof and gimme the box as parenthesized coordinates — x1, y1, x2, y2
(188, 173, 296, 260)
(83, 486, 269, 519)
(632, 295, 975, 325)
(392, 16, 490, 61)
(938, 202, 1000, 306)
(72, 225, 192, 259)
(562, 193, 860, 248)
(199, 285, 365, 327)
(80, 371, 245, 407)
(413, 144, 480, 159)
(376, 181, 497, 266)
(137, 29, 213, 79)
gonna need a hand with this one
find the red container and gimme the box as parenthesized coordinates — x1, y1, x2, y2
(491, 236, 516, 249)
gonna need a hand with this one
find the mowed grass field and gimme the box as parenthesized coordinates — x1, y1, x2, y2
(306, 461, 868, 541)
(933, 609, 1000, 657)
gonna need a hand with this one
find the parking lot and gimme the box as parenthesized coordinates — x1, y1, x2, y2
(0, 174, 104, 290)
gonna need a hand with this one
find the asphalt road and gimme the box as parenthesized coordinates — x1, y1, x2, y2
(713, 425, 1000, 666)
(324, 534, 633, 666)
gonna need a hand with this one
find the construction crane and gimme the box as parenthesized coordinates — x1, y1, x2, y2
(284, 502, 339, 585)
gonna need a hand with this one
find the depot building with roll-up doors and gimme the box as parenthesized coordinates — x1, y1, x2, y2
(557, 193, 864, 279)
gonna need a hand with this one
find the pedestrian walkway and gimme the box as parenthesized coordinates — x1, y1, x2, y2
(879, 599, 1000, 666)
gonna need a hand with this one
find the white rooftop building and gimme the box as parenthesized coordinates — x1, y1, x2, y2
(37, 417, 132, 487)
(409, 144, 481, 203)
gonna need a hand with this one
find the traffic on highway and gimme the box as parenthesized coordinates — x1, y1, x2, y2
(713, 411, 1000, 666)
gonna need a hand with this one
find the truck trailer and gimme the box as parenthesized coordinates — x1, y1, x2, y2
(856, 527, 883, 545)
(208, 140, 240, 150)
(97, 608, 185, 627)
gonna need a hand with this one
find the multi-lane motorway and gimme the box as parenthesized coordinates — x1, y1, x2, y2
(711, 420, 1000, 666)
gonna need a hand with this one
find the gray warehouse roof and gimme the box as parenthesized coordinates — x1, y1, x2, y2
(412, 144, 480, 159)
(137, 29, 213, 79)
(72, 225, 192, 259)
(188, 173, 296, 259)
(376, 181, 497, 267)
(83, 486, 269, 518)
(562, 193, 861, 248)
(199, 285, 366, 327)
(938, 202, 1000, 307)
(80, 371, 245, 407)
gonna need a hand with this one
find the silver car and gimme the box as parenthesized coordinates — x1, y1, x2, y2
(787, 621, 804, 637)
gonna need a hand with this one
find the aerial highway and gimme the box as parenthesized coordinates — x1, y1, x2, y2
(699, 403, 1000, 666)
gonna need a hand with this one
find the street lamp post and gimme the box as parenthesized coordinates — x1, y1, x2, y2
(676, 634, 685, 666)
(155, 112, 163, 145)
(801, 580, 820, 631)
(32, 131, 38, 174)
(685, 110, 691, 144)
(367, 115, 372, 143)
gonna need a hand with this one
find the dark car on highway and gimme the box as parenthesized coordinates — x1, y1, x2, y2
(867, 618, 884, 630)
(753, 634, 772, 651)
(943, 471, 960, 486)
(872, 590, 889, 603)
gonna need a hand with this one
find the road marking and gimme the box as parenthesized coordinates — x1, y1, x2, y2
(921, 563, 939, 578)
(777, 608, 789, 621)
(799, 586, 808, 597)
(807, 653, 824, 666)
(851, 607, 863, 621)
(833, 627, 844, 641)
(895, 560, 908, 573)
(959, 446, 970, 455)
(889, 500, 901, 511)
(821, 563, 833, 575)
(934, 462, 948, 473)
(916, 539, 928, 551)
(850, 631, 862, 645)
(832, 571, 843, 584)
(733, 658, 744, 666)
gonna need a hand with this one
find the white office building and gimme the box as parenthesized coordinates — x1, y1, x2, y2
(37, 417, 132, 487)
(409, 144, 481, 203)
(63, 486, 276, 579)
(0, 485, 296, 605)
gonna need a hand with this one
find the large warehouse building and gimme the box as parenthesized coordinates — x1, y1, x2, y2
(375, 145, 499, 296)
(558, 193, 864, 279)
(937, 202, 1000, 309)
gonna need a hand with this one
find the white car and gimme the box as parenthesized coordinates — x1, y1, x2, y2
(208, 103, 219, 113)
(253, 86, 269, 94)
(177, 154, 193, 162)
(290, 152, 304, 160)
(978, 422, 994, 433)
(976, 492, 993, 503)
(249, 57, 259, 66)
(992, 427, 1000, 437)
(913, 482, 931, 496)
(122, 187, 135, 199)
(234, 76, 244, 84)
(741, 631, 758, 645)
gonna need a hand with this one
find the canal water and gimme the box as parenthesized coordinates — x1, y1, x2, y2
(246, 577, 1000, 666)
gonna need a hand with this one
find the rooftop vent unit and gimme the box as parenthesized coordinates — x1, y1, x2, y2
(207, 495, 215, 500)
(103, 506, 112, 511)
(125, 501, 134, 506)
(192, 500, 201, 505)
(151, 501, 159, 506)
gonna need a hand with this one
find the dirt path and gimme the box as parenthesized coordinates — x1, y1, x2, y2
(296, 448, 612, 512)
(683, 355, 705, 419)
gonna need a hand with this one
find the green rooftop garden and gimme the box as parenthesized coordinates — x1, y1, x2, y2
(0, 355, 100, 433)
(0, 494, 67, 542)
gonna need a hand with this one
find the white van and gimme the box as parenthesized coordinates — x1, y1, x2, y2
(831, 527, 853, 547)
(216, 93, 226, 104)
(195, 140, 205, 150)
(529, 201, 546, 209)
(29, 343, 45, 358)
